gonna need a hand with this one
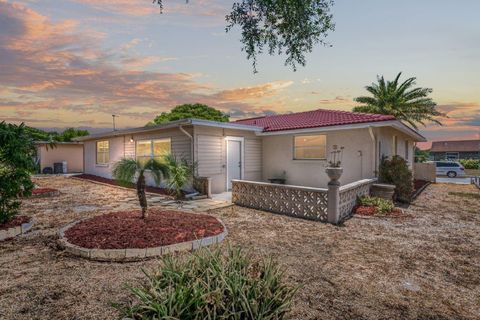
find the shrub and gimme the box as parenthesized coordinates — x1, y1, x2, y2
(0, 122, 36, 224)
(379, 155, 413, 203)
(459, 159, 480, 169)
(357, 195, 394, 214)
(116, 246, 297, 319)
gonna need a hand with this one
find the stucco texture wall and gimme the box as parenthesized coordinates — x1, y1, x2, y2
(262, 128, 375, 188)
(38, 144, 83, 173)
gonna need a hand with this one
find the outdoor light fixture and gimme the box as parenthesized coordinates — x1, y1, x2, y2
(130, 136, 134, 143)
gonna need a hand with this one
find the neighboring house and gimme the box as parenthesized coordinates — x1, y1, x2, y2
(35, 141, 84, 173)
(430, 140, 480, 161)
(74, 109, 425, 194)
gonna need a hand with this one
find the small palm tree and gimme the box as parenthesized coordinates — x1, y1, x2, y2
(164, 154, 195, 200)
(112, 158, 169, 219)
(353, 72, 444, 129)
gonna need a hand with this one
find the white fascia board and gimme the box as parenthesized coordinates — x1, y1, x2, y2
(256, 120, 427, 142)
(190, 119, 263, 131)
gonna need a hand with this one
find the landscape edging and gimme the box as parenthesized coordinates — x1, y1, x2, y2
(0, 218, 34, 241)
(58, 216, 228, 262)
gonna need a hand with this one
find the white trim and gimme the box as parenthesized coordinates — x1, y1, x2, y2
(256, 120, 426, 142)
(225, 136, 245, 191)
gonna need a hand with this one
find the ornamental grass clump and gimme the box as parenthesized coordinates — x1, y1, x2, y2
(358, 195, 394, 214)
(116, 246, 298, 319)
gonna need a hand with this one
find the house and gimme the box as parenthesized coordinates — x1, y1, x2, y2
(74, 109, 426, 194)
(430, 139, 480, 161)
(35, 141, 84, 173)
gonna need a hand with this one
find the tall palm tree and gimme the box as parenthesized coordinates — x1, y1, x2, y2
(112, 158, 169, 219)
(353, 72, 444, 129)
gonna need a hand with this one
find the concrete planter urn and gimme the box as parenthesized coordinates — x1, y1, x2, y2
(325, 167, 343, 181)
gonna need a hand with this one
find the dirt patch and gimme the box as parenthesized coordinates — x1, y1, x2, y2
(0, 215, 30, 231)
(74, 174, 176, 196)
(64, 210, 224, 249)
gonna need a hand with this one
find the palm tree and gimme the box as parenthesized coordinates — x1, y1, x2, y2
(164, 154, 195, 200)
(353, 72, 444, 129)
(112, 158, 169, 219)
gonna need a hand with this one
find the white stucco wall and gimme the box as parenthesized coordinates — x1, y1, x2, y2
(38, 144, 84, 173)
(262, 128, 376, 188)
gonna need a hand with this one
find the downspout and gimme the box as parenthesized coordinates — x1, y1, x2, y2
(368, 126, 377, 177)
(179, 125, 193, 163)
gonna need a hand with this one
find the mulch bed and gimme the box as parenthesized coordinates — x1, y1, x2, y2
(0, 215, 30, 231)
(353, 205, 410, 218)
(74, 174, 178, 196)
(64, 209, 224, 249)
(31, 188, 59, 196)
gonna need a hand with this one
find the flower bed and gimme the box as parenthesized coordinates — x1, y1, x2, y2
(73, 174, 179, 196)
(59, 209, 227, 261)
(0, 216, 34, 240)
(353, 205, 407, 218)
(31, 188, 60, 197)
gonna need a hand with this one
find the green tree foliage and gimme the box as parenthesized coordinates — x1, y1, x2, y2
(148, 103, 229, 126)
(116, 246, 297, 319)
(164, 154, 195, 200)
(0, 122, 36, 223)
(379, 155, 413, 203)
(353, 72, 444, 129)
(154, 0, 335, 72)
(24, 126, 89, 142)
(54, 128, 89, 142)
(414, 147, 430, 163)
(459, 159, 480, 169)
(112, 158, 169, 218)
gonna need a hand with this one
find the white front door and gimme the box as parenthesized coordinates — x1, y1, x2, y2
(227, 139, 242, 190)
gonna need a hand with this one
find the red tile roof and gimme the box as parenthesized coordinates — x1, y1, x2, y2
(430, 140, 480, 152)
(234, 109, 396, 132)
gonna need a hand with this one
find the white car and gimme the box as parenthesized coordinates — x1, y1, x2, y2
(434, 161, 466, 178)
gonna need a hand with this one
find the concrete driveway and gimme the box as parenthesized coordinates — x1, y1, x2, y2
(436, 176, 472, 184)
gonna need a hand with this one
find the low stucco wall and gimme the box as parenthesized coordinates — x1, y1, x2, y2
(413, 162, 436, 182)
(38, 144, 83, 173)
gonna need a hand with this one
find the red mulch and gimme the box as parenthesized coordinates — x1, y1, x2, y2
(413, 179, 429, 193)
(31, 188, 58, 195)
(353, 206, 410, 219)
(74, 174, 178, 196)
(0, 215, 30, 231)
(64, 209, 224, 249)
(353, 205, 377, 216)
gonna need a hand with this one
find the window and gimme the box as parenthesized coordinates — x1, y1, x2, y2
(136, 138, 171, 165)
(405, 140, 409, 160)
(446, 152, 459, 160)
(293, 135, 326, 160)
(392, 136, 398, 156)
(96, 140, 109, 164)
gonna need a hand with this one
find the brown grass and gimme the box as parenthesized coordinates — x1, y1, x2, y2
(1, 177, 479, 319)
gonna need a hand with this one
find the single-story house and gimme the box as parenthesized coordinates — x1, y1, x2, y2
(430, 140, 480, 161)
(35, 141, 84, 173)
(74, 109, 426, 194)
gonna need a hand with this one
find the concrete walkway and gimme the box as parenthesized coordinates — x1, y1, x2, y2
(147, 195, 232, 212)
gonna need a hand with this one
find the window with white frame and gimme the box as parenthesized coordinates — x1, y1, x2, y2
(96, 140, 109, 164)
(136, 138, 171, 165)
(293, 135, 326, 160)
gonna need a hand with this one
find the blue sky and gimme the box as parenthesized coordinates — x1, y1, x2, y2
(1, 0, 479, 146)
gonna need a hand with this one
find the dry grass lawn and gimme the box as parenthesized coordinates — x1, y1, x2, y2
(0, 176, 479, 319)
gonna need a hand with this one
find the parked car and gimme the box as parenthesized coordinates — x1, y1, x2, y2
(433, 161, 466, 178)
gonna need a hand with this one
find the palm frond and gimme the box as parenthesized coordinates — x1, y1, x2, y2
(112, 158, 138, 187)
(144, 158, 169, 186)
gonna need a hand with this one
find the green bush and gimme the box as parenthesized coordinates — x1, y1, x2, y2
(357, 195, 394, 214)
(116, 247, 297, 319)
(379, 155, 413, 203)
(0, 122, 36, 224)
(459, 159, 480, 169)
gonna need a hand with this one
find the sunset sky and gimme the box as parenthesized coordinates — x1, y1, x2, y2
(1, 0, 479, 148)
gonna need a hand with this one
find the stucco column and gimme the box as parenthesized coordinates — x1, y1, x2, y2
(326, 167, 343, 225)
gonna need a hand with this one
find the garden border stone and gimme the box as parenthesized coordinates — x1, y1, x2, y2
(0, 218, 34, 241)
(58, 215, 228, 262)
